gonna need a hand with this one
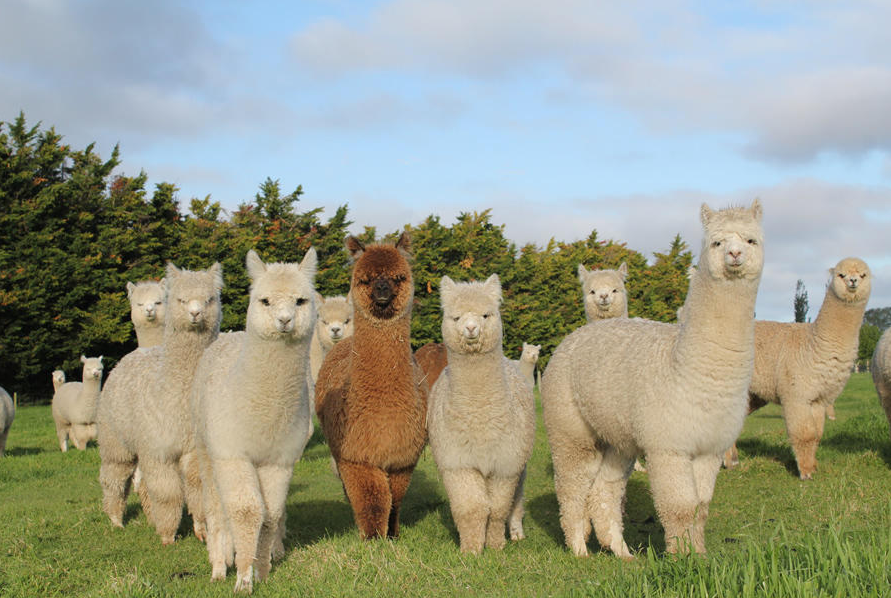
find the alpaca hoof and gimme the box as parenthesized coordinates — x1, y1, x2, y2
(234, 567, 254, 593)
(193, 523, 206, 543)
(210, 563, 226, 581)
(109, 518, 124, 529)
(160, 535, 176, 546)
(272, 538, 285, 561)
(570, 544, 589, 557)
(799, 472, 813, 481)
(509, 527, 525, 541)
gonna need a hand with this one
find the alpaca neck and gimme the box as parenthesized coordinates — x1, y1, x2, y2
(162, 325, 218, 380)
(79, 376, 102, 415)
(135, 322, 164, 348)
(811, 291, 867, 355)
(445, 344, 506, 403)
(674, 271, 759, 375)
(237, 331, 310, 412)
(352, 314, 414, 384)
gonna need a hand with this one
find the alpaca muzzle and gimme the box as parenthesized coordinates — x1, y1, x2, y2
(372, 280, 394, 306)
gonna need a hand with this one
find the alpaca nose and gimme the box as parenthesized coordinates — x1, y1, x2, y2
(277, 315, 293, 330)
(728, 249, 742, 260)
(465, 323, 478, 338)
(373, 280, 393, 305)
(599, 293, 610, 301)
(188, 300, 203, 320)
(330, 325, 341, 335)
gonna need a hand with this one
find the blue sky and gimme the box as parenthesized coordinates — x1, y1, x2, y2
(2, 0, 890, 322)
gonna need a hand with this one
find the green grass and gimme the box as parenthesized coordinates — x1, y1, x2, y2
(2, 374, 891, 597)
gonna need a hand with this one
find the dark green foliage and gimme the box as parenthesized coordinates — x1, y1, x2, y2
(0, 114, 694, 402)
(859, 323, 882, 367)
(794, 279, 809, 323)
(864, 306, 891, 331)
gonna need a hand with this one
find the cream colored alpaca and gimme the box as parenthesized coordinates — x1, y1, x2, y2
(428, 274, 535, 554)
(578, 262, 628, 321)
(0, 386, 14, 457)
(872, 328, 891, 440)
(51, 370, 66, 392)
(542, 200, 764, 557)
(127, 279, 167, 348)
(511, 342, 541, 387)
(723, 258, 872, 478)
(309, 294, 353, 383)
(192, 249, 317, 593)
(98, 262, 222, 545)
(51, 356, 103, 451)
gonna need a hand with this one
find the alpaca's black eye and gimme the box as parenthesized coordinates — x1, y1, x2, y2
(296, 298, 307, 306)
(838, 273, 845, 279)
(861, 273, 868, 279)
(453, 316, 460, 322)
(155, 301, 162, 305)
(344, 318, 351, 324)
(713, 241, 721, 248)
(612, 289, 618, 294)
(747, 238, 757, 245)
(483, 313, 490, 319)
(261, 298, 270, 306)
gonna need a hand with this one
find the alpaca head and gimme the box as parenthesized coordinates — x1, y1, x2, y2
(347, 232, 414, 322)
(245, 248, 318, 341)
(520, 342, 541, 365)
(827, 257, 871, 305)
(80, 355, 104, 381)
(578, 262, 628, 320)
(52, 370, 66, 387)
(126, 279, 167, 325)
(698, 199, 764, 282)
(164, 262, 224, 333)
(440, 274, 503, 354)
(314, 294, 354, 350)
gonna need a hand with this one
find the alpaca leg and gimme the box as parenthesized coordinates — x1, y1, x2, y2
(386, 466, 414, 539)
(72, 424, 91, 449)
(338, 461, 392, 539)
(783, 399, 825, 480)
(180, 450, 206, 541)
(878, 379, 891, 441)
(272, 514, 286, 561)
(140, 457, 185, 545)
(690, 454, 722, 554)
(441, 468, 488, 554)
(508, 466, 527, 541)
(214, 459, 263, 593)
(55, 423, 69, 452)
(198, 453, 230, 581)
(484, 475, 519, 551)
(722, 444, 739, 469)
(588, 448, 633, 559)
(254, 465, 292, 582)
(646, 452, 697, 555)
(98, 433, 136, 527)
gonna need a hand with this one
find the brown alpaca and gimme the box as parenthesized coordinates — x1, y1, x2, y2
(315, 232, 428, 539)
(415, 342, 448, 389)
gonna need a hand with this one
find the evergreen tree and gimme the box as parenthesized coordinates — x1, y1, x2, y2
(794, 279, 809, 323)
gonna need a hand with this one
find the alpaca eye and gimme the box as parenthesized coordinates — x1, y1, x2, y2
(483, 313, 490, 319)
(137, 303, 144, 307)
(296, 298, 307, 306)
(178, 298, 186, 305)
(261, 298, 270, 306)
(155, 301, 162, 305)
(452, 316, 460, 322)
(747, 239, 758, 245)
(861, 273, 868, 279)
(838, 273, 845, 279)
(344, 318, 351, 324)
(712, 241, 721, 248)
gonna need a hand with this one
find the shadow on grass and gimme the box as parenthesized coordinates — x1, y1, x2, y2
(735, 437, 800, 477)
(5, 446, 43, 456)
(821, 431, 891, 468)
(527, 477, 666, 556)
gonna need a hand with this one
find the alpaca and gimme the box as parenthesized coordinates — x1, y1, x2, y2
(127, 279, 167, 348)
(872, 327, 891, 441)
(51, 370, 66, 393)
(0, 386, 13, 457)
(51, 356, 104, 451)
(542, 199, 764, 557)
(191, 249, 317, 592)
(511, 342, 541, 388)
(723, 258, 872, 478)
(578, 262, 628, 321)
(315, 232, 428, 540)
(415, 342, 448, 389)
(309, 294, 353, 384)
(428, 274, 535, 553)
(98, 262, 222, 544)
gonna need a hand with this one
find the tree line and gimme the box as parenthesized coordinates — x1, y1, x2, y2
(0, 114, 880, 402)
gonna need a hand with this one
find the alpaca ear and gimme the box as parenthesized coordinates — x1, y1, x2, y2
(126, 281, 136, 298)
(346, 236, 365, 261)
(314, 291, 324, 306)
(439, 276, 456, 307)
(81, 355, 87, 364)
(98, 355, 103, 363)
(208, 262, 224, 290)
(158, 278, 167, 295)
(577, 264, 589, 284)
(299, 247, 318, 281)
(700, 203, 714, 227)
(750, 198, 763, 222)
(245, 250, 266, 282)
(166, 262, 182, 279)
(395, 231, 412, 256)
(618, 262, 628, 280)
(484, 273, 502, 304)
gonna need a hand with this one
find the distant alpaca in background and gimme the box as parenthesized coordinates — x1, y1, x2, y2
(51, 356, 104, 451)
(0, 386, 14, 457)
(127, 279, 167, 348)
(51, 370, 66, 393)
(511, 342, 541, 388)
(309, 294, 353, 384)
(872, 327, 891, 442)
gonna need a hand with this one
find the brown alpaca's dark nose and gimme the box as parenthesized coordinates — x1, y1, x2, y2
(373, 279, 394, 305)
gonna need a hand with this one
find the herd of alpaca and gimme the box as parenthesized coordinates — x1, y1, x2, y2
(16, 198, 889, 590)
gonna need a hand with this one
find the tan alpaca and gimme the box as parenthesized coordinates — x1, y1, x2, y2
(51, 356, 103, 451)
(428, 274, 535, 554)
(542, 200, 764, 557)
(872, 328, 891, 441)
(724, 258, 872, 478)
(510, 342, 541, 388)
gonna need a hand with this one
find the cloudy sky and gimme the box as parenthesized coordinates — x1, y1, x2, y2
(2, 0, 890, 322)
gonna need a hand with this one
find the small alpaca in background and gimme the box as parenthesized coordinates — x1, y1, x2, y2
(511, 342, 541, 388)
(428, 274, 535, 553)
(127, 279, 167, 348)
(51, 356, 103, 451)
(0, 386, 14, 457)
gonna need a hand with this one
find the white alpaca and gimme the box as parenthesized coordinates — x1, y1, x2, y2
(873, 328, 891, 441)
(309, 294, 353, 384)
(51, 370, 66, 393)
(192, 249, 317, 592)
(511, 342, 541, 388)
(98, 262, 223, 545)
(127, 279, 167, 348)
(578, 262, 628, 321)
(51, 356, 104, 452)
(723, 258, 872, 477)
(542, 200, 764, 557)
(427, 274, 535, 554)
(0, 386, 14, 457)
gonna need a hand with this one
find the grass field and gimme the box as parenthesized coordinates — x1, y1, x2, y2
(2, 373, 891, 597)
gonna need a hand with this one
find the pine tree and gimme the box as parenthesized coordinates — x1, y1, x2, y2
(794, 279, 809, 323)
